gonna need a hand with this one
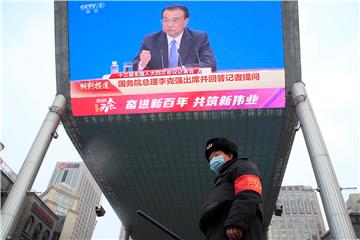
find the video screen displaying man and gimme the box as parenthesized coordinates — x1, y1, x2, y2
(67, 1, 286, 115)
(68, 2, 284, 80)
(133, 5, 217, 72)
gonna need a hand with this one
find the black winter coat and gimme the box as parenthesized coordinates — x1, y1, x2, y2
(199, 157, 263, 240)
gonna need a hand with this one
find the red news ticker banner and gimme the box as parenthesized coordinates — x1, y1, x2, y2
(70, 69, 285, 116)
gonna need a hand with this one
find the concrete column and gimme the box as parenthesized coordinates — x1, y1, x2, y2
(124, 229, 131, 240)
(119, 225, 131, 240)
(291, 82, 356, 239)
(1, 95, 66, 239)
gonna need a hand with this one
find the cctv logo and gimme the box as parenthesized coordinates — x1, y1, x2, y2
(80, 2, 105, 14)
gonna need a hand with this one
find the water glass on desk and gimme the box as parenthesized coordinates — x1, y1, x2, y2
(123, 62, 133, 72)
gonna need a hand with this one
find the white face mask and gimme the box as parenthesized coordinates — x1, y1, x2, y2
(209, 155, 225, 173)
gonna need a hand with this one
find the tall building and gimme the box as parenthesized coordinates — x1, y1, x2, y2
(321, 193, 360, 239)
(347, 193, 360, 213)
(41, 162, 102, 240)
(41, 185, 79, 240)
(269, 185, 326, 239)
(346, 193, 360, 237)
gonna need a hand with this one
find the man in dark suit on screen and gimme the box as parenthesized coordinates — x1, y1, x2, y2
(133, 5, 217, 72)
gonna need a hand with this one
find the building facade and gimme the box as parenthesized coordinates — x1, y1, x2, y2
(346, 193, 360, 237)
(1, 158, 60, 240)
(322, 193, 360, 239)
(11, 192, 60, 240)
(269, 185, 326, 239)
(347, 193, 360, 237)
(41, 162, 102, 240)
(40, 185, 79, 240)
(1, 157, 17, 207)
(347, 193, 360, 213)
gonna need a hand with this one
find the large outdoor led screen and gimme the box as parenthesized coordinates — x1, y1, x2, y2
(68, 1, 285, 116)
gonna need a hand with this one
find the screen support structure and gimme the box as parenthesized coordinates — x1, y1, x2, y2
(1, 95, 66, 240)
(291, 82, 356, 239)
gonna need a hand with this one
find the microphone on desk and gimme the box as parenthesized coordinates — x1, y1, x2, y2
(194, 46, 201, 68)
(177, 49, 183, 68)
(160, 49, 165, 69)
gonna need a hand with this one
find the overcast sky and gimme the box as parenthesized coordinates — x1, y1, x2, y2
(1, 1, 359, 239)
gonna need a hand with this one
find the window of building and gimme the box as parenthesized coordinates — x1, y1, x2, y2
(41, 230, 50, 240)
(291, 200, 297, 214)
(22, 215, 35, 234)
(61, 170, 69, 182)
(317, 223, 322, 230)
(305, 201, 312, 214)
(32, 223, 43, 240)
(298, 200, 304, 214)
(54, 192, 74, 213)
(311, 201, 318, 214)
(297, 229, 304, 240)
(56, 206, 68, 216)
(284, 202, 290, 214)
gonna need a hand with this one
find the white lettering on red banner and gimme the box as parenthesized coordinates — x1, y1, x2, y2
(70, 69, 286, 116)
(123, 94, 259, 111)
(80, 81, 110, 91)
(95, 97, 117, 113)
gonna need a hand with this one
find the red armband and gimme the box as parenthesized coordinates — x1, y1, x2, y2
(234, 174, 262, 196)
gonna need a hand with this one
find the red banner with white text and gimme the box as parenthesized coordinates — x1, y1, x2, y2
(70, 69, 285, 116)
